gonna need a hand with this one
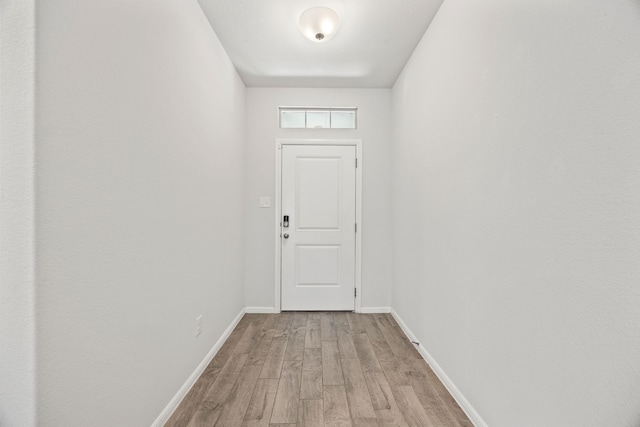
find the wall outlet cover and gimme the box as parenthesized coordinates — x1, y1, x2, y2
(195, 315, 203, 337)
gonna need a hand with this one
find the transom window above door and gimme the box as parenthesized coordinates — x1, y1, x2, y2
(279, 107, 357, 129)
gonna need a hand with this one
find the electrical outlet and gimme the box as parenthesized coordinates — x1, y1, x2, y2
(195, 315, 203, 337)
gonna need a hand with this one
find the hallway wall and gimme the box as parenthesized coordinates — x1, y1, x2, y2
(34, 1, 245, 426)
(0, 1, 37, 426)
(244, 88, 393, 311)
(391, 0, 640, 426)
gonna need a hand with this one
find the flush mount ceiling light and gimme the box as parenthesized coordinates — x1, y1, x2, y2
(298, 6, 341, 42)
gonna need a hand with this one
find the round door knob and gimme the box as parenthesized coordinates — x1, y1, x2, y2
(283, 233, 290, 239)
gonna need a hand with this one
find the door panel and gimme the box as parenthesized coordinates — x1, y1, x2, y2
(281, 145, 356, 311)
(297, 158, 340, 229)
(296, 245, 340, 286)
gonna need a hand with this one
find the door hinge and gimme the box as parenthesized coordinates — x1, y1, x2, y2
(355, 288, 357, 298)
(355, 158, 358, 168)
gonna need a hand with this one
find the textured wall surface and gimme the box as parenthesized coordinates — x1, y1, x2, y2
(35, 1, 245, 425)
(391, 0, 640, 425)
(0, 1, 37, 426)
(244, 88, 393, 310)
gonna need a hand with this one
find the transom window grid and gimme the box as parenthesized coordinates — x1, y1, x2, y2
(279, 107, 358, 129)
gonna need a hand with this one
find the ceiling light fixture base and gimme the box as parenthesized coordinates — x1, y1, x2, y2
(298, 6, 341, 43)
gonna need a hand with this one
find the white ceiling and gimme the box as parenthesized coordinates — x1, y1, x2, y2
(197, 0, 444, 88)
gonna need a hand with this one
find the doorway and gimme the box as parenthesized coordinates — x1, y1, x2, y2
(275, 139, 362, 312)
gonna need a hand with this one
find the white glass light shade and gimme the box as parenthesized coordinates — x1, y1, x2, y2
(298, 7, 341, 42)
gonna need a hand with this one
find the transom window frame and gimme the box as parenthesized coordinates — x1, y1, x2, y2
(278, 106, 358, 129)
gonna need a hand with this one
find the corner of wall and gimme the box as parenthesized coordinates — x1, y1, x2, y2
(390, 309, 487, 427)
(152, 308, 246, 427)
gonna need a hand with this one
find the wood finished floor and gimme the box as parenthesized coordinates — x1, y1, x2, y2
(165, 312, 473, 427)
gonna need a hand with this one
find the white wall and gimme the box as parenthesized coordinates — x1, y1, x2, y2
(245, 88, 392, 311)
(35, 1, 245, 426)
(0, 1, 37, 426)
(391, 0, 640, 426)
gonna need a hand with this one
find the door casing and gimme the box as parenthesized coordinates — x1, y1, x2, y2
(275, 139, 362, 313)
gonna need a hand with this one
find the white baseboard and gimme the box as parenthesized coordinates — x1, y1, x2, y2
(246, 307, 390, 314)
(151, 308, 246, 427)
(244, 306, 277, 313)
(390, 309, 487, 427)
(359, 306, 392, 313)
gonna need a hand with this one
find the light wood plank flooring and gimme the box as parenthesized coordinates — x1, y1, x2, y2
(165, 313, 472, 427)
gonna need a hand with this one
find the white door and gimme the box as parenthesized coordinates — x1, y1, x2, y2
(281, 145, 356, 311)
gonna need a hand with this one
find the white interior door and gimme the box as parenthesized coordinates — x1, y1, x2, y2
(281, 145, 356, 311)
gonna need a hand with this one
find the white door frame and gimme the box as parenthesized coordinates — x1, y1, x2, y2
(275, 139, 363, 313)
